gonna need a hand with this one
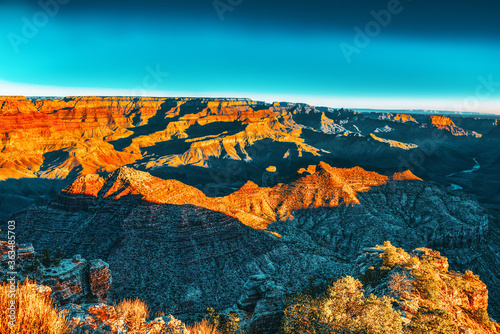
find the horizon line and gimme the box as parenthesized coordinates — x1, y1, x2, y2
(1, 80, 500, 115)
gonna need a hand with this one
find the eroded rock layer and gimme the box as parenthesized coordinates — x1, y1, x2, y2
(57, 162, 417, 230)
(0, 96, 491, 183)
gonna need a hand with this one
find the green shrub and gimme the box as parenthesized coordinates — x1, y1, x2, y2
(473, 308, 493, 328)
(280, 276, 402, 334)
(406, 307, 458, 334)
(205, 308, 240, 334)
(382, 247, 400, 268)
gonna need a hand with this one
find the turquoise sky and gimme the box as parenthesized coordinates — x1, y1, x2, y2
(1, 0, 500, 113)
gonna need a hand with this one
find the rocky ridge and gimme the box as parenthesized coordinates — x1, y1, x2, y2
(58, 162, 418, 230)
(370, 133, 418, 150)
(378, 113, 418, 123)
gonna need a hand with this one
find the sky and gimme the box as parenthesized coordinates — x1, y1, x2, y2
(1, 0, 500, 113)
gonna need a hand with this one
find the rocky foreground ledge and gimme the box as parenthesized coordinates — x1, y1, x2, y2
(2, 241, 498, 333)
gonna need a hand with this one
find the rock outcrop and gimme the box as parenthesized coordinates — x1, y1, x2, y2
(320, 112, 353, 135)
(89, 259, 113, 303)
(261, 166, 279, 187)
(0, 247, 111, 306)
(355, 243, 500, 333)
(41, 256, 112, 306)
(430, 115, 482, 137)
(370, 133, 418, 150)
(237, 274, 286, 333)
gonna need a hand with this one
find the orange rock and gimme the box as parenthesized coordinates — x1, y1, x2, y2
(430, 115, 482, 138)
(379, 113, 417, 123)
(63, 162, 400, 230)
(0, 96, 324, 179)
(392, 170, 423, 181)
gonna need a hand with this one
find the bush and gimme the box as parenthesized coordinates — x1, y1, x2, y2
(189, 318, 221, 334)
(473, 308, 493, 328)
(205, 308, 240, 334)
(389, 272, 412, 299)
(0, 279, 69, 334)
(35, 248, 66, 268)
(280, 276, 403, 334)
(52, 249, 66, 266)
(361, 266, 390, 286)
(382, 247, 400, 268)
(115, 298, 149, 331)
(406, 307, 458, 334)
(24, 257, 41, 272)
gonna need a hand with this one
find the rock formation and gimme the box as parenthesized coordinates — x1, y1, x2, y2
(55, 162, 416, 230)
(378, 113, 418, 123)
(261, 166, 279, 187)
(430, 115, 482, 137)
(0, 246, 112, 306)
(1, 97, 491, 184)
(355, 243, 500, 333)
(2, 96, 500, 327)
(237, 274, 286, 333)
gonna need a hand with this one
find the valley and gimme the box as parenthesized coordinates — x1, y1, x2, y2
(0, 96, 499, 332)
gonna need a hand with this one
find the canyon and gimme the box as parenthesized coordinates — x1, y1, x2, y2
(1, 96, 499, 331)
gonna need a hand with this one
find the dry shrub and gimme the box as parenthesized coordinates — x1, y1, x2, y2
(0, 279, 69, 334)
(389, 272, 413, 299)
(115, 298, 149, 331)
(188, 318, 221, 334)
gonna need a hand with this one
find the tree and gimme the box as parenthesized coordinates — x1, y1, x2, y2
(280, 276, 403, 334)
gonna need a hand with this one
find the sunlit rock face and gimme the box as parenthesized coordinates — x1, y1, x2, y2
(430, 115, 482, 137)
(0, 96, 322, 180)
(55, 162, 418, 230)
(370, 133, 418, 150)
(378, 113, 418, 123)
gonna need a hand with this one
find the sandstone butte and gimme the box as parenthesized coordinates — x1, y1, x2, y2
(0, 96, 321, 180)
(430, 115, 482, 138)
(62, 162, 421, 230)
(379, 113, 418, 123)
